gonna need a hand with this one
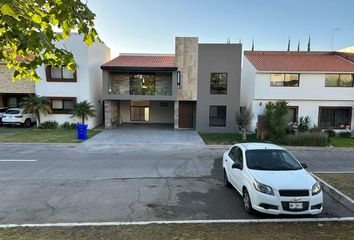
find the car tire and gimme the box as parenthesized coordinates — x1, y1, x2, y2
(23, 119, 32, 128)
(223, 170, 232, 188)
(243, 188, 254, 214)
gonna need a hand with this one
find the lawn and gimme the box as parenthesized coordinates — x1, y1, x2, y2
(0, 127, 100, 143)
(329, 137, 354, 147)
(199, 133, 261, 145)
(315, 173, 354, 199)
(0, 222, 353, 240)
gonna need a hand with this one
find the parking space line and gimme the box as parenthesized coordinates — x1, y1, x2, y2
(0, 160, 37, 162)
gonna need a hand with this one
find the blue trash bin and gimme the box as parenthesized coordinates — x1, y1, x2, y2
(77, 124, 88, 140)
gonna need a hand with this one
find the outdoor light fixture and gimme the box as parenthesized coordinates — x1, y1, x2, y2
(177, 71, 181, 88)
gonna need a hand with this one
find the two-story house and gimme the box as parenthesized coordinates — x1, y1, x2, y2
(101, 37, 242, 133)
(36, 33, 110, 128)
(242, 51, 354, 132)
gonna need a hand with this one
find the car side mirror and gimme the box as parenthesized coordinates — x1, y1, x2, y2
(232, 162, 241, 169)
(301, 163, 308, 169)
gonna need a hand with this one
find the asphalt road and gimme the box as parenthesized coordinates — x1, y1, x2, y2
(0, 144, 353, 224)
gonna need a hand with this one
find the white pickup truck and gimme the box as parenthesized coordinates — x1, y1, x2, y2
(2, 108, 36, 127)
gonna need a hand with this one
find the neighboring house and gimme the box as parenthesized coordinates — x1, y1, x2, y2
(242, 51, 354, 132)
(36, 33, 110, 128)
(0, 62, 35, 108)
(101, 37, 242, 133)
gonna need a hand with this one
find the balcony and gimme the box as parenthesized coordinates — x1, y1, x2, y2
(106, 72, 175, 100)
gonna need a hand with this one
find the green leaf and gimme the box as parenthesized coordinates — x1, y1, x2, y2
(31, 14, 42, 24)
(1, 4, 17, 17)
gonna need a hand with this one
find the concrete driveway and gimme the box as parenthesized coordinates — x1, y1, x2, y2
(84, 124, 205, 146)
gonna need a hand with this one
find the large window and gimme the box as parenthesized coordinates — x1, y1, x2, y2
(210, 73, 228, 94)
(325, 74, 353, 87)
(271, 74, 299, 87)
(209, 106, 227, 127)
(49, 97, 76, 114)
(46, 66, 77, 82)
(130, 74, 155, 95)
(319, 107, 352, 129)
(130, 107, 149, 121)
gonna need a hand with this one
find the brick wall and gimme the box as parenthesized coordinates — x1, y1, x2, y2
(0, 64, 35, 94)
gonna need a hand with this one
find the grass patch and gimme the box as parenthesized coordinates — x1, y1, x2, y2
(0, 222, 353, 240)
(199, 133, 261, 145)
(0, 127, 100, 143)
(329, 137, 354, 147)
(315, 173, 354, 199)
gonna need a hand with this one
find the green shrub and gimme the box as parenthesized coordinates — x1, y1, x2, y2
(324, 129, 336, 138)
(264, 100, 289, 142)
(61, 121, 77, 130)
(339, 131, 351, 138)
(40, 120, 59, 129)
(286, 132, 328, 146)
(298, 116, 311, 133)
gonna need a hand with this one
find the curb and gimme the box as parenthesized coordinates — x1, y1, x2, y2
(312, 174, 354, 212)
(0, 217, 353, 228)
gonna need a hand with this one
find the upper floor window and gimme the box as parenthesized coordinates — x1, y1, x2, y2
(210, 73, 228, 94)
(46, 66, 77, 82)
(270, 74, 299, 87)
(129, 74, 155, 95)
(325, 74, 353, 87)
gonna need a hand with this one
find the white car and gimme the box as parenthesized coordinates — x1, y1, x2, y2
(2, 108, 36, 127)
(0, 107, 9, 126)
(223, 143, 323, 215)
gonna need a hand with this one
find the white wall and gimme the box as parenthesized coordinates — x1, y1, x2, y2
(35, 34, 110, 129)
(254, 73, 354, 101)
(240, 57, 256, 107)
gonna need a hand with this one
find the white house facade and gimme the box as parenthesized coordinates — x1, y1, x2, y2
(35, 34, 110, 129)
(241, 51, 354, 132)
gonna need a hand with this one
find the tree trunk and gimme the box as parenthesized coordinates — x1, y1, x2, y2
(242, 127, 247, 141)
(36, 111, 40, 128)
(82, 116, 85, 124)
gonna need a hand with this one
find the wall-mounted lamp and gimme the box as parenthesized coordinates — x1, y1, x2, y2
(177, 71, 181, 88)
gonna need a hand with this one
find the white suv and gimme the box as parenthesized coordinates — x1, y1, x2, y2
(2, 108, 36, 127)
(223, 143, 323, 215)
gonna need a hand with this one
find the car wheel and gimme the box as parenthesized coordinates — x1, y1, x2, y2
(223, 170, 231, 188)
(243, 189, 254, 214)
(23, 119, 32, 128)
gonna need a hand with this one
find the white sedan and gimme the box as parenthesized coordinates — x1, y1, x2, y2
(223, 143, 323, 215)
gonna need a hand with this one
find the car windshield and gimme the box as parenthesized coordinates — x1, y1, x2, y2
(5, 110, 20, 114)
(246, 149, 302, 171)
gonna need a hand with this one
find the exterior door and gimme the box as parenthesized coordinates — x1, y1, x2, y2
(178, 101, 194, 128)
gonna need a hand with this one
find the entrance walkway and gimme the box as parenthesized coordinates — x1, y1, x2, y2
(84, 124, 205, 146)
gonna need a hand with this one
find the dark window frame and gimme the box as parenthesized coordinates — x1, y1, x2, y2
(318, 106, 352, 129)
(270, 73, 300, 87)
(48, 97, 76, 114)
(325, 74, 354, 88)
(46, 66, 77, 82)
(210, 73, 228, 94)
(209, 105, 227, 127)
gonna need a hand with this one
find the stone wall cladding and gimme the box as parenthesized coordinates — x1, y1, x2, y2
(175, 37, 198, 101)
(104, 100, 119, 129)
(0, 64, 35, 93)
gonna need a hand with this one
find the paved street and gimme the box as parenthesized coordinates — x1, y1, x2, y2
(0, 144, 353, 224)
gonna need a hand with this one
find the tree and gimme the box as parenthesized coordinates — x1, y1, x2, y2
(298, 116, 311, 133)
(20, 94, 52, 127)
(0, 0, 99, 81)
(236, 107, 254, 141)
(264, 100, 289, 142)
(72, 100, 95, 124)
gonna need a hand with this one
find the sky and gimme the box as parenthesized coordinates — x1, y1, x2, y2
(88, 0, 354, 57)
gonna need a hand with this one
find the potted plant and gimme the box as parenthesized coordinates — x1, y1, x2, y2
(72, 100, 96, 140)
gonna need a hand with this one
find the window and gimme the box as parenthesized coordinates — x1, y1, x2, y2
(325, 74, 353, 87)
(319, 107, 352, 129)
(287, 106, 298, 123)
(235, 147, 244, 169)
(130, 74, 155, 95)
(209, 106, 227, 127)
(49, 97, 76, 114)
(270, 74, 299, 87)
(46, 66, 77, 82)
(130, 106, 149, 121)
(210, 73, 228, 94)
(7, 97, 18, 108)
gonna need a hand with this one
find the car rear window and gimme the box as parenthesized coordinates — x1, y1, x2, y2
(0, 108, 8, 113)
(5, 110, 20, 114)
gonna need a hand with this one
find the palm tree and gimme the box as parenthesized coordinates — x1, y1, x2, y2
(20, 94, 52, 127)
(72, 100, 96, 124)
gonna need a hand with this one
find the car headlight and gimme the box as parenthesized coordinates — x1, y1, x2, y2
(253, 180, 274, 196)
(312, 182, 321, 195)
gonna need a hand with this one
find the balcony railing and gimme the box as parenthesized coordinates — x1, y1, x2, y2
(108, 85, 172, 96)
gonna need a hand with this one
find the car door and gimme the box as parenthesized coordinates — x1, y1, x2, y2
(225, 146, 237, 185)
(232, 147, 244, 192)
